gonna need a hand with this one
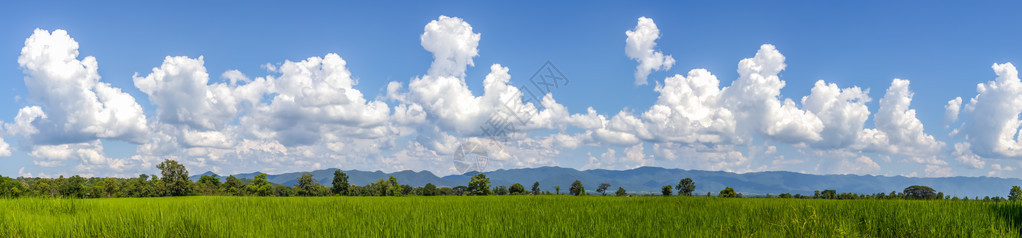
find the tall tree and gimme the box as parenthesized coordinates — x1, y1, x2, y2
(468, 173, 492, 196)
(386, 176, 401, 196)
(509, 183, 526, 195)
(296, 173, 321, 196)
(596, 183, 611, 196)
(662, 185, 673, 196)
(676, 178, 696, 196)
(223, 175, 243, 196)
(1010, 186, 1022, 201)
(248, 173, 273, 196)
(615, 187, 627, 196)
(531, 182, 541, 195)
(157, 159, 193, 196)
(569, 180, 585, 196)
(332, 170, 350, 196)
(554, 186, 560, 195)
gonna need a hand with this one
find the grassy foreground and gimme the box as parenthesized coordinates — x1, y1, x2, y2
(1, 196, 1020, 237)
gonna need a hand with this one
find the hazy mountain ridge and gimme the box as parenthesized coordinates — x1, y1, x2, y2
(192, 167, 1022, 197)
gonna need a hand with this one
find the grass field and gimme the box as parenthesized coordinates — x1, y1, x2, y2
(1, 196, 1020, 237)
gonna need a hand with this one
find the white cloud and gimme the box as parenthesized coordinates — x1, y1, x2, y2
(134, 56, 240, 132)
(723, 44, 824, 144)
(857, 79, 943, 155)
(421, 15, 480, 78)
(625, 17, 675, 86)
(243, 53, 392, 146)
(0, 135, 10, 157)
(957, 63, 1022, 158)
(952, 142, 984, 169)
(17, 29, 149, 144)
(836, 155, 881, 175)
(944, 97, 962, 126)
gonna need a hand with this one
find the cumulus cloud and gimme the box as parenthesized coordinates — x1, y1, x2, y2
(857, 79, 943, 155)
(421, 15, 480, 78)
(0, 135, 10, 157)
(16, 29, 149, 144)
(944, 97, 962, 126)
(956, 63, 1022, 158)
(243, 53, 393, 146)
(625, 17, 675, 86)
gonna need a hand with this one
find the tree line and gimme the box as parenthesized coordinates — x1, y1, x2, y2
(2, 159, 1022, 201)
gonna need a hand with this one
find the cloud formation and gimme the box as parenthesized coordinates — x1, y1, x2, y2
(15, 29, 149, 145)
(626, 17, 675, 86)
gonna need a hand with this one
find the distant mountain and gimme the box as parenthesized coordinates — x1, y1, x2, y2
(191, 166, 1022, 197)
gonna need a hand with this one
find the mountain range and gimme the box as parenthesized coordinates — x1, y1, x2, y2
(191, 166, 1022, 198)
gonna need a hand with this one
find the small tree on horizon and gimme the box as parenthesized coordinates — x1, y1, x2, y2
(719, 187, 737, 198)
(615, 187, 627, 196)
(597, 183, 611, 196)
(676, 178, 695, 196)
(531, 182, 541, 195)
(569, 180, 585, 196)
(662, 185, 672, 196)
(468, 174, 492, 196)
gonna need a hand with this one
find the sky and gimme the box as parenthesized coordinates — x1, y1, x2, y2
(1, 1, 1021, 178)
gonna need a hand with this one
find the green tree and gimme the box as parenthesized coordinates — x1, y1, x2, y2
(719, 187, 737, 198)
(531, 182, 541, 195)
(422, 183, 438, 196)
(615, 187, 627, 196)
(386, 176, 401, 196)
(247, 173, 273, 196)
(157, 159, 193, 196)
(274, 184, 294, 197)
(197, 174, 221, 195)
(676, 178, 696, 196)
(468, 173, 492, 196)
(554, 186, 560, 195)
(296, 173, 321, 196)
(509, 183, 526, 195)
(331, 170, 349, 196)
(569, 180, 585, 196)
(1009, 186, 1022, 201)
(597, 183, 611, 196)
(662, 185, 673, 196)
(495, 185, 509, 195)
(103, 177, 121, 198)
(904, 185, 937, 200)
(0, 175, 25, 198)
(222, 175, 243, 196)
(821, 189, 837, 199)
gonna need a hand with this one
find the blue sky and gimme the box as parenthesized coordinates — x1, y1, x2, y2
(1, 1, 1021, 178)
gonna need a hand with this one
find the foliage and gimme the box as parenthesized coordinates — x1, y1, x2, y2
(569, 180, 585, 196)
(661, 185, 673, 196)
(495, 185, 509, 195)
(615, 187, 627, 196)
(295, 173, 321, 196)
(904, 185, 938, 200)
(1009, 186, 1022, 202)
(332, 170, 349, 196)
(248, 173, 273, 196)
(676, 178, 696, 196)
(597, 183, 611, 196)
(531, 182, 541, 195)
(509, 183, 526, 195)
(468, 174, 492, 196)
(719, 187, 737, 198)
(222, 175, 244, 196)
(156, 159, 193, 196)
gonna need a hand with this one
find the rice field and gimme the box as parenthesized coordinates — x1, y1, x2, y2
(1, 196, 1020, 237)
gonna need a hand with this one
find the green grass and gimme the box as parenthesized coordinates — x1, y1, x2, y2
(1, 196, 1020, 237)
